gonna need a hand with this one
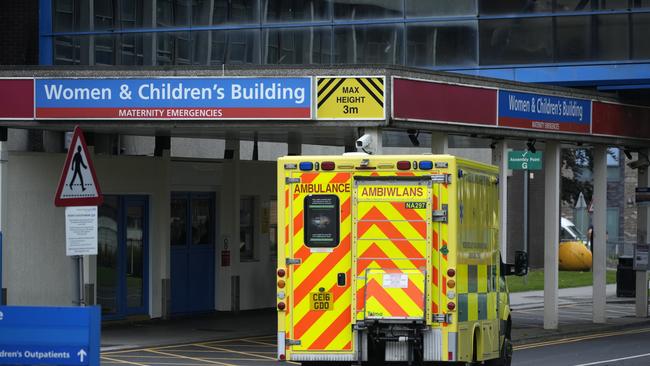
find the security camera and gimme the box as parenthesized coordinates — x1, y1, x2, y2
(356, 134, 373, 149)
(628, 158, 650, 170)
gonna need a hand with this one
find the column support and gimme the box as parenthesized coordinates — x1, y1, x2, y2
(636, 149, 650, 317)
(491, 140, 508, 257)
(592, 145, 607, 323)
(0, 130, 8, 304)
(431, 131, 449, 154)
(544, 141, 560, 329)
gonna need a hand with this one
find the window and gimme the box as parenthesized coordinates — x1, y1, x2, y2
(263, 0, 331, 22)
(54, 0, 81, 32)
(607, 147, 621, 181)
(170, 197, 188, 246)
(479, 0, 553, 15)
(596, 14, 629, 61)
(334, 24, 403, 64)
(632, 13, 650, 59)
(479, 17, 553, 65)
(240, 196, 256, 260)
(264, 28, 332, 64)
(406, 21, 478, 67)
(304, 195, 340, 248)
(192, 0, 259, 25)
(406, 0, 476, 17)
(334, 0, 404, 20)
(94, 0, 115, 31)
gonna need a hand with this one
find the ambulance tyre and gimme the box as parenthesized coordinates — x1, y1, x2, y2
(485, 318, 512, 366)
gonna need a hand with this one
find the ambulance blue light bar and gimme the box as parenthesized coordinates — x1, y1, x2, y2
(299, 162, 314, 171)
(419, 161, 433, 170)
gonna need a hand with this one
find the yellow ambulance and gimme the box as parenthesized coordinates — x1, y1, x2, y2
(276, 154, 528, 365)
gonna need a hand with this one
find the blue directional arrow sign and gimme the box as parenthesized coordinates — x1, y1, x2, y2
(0, 306, 100, 365)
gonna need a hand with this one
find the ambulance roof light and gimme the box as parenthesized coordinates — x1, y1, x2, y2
(321, 161, 335, 170)
(397, 161, 411, 170)
(299, 162, 314, 171)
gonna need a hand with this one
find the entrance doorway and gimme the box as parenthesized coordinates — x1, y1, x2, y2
(97, 195, 149, 319)
(170, 192, 216, 314)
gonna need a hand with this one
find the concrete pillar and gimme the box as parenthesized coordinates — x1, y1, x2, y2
(358, 128, 382, 155)
(219, 137, 240, 311)
(288, 132, 302, 156)
(160, 149, 172, 318)
(592, 145, 607, 323)
(636, 149, 650, 317)
(491, 141, 508, 257)
(431, 131, 448, 154)
(0, 130, 8, 303)
(544, 141, 560, 329)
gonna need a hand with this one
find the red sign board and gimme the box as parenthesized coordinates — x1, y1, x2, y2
(0, 79, 34, 119)
(54, 126, 103, 207)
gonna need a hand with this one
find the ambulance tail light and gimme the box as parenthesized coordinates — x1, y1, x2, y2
(447, 279, 456, 289)
(397, 161, 411, 170)
(321, 161, 335, 170)
(447, 302, 456, 311)
(277, 280, 286, 288)
(277, 269, 286, 277)
(447, 268, 456, 277)
(279, 354, 286, 361)
(277, 302, 286, 311)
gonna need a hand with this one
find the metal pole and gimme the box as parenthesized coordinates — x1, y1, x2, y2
(524, 169, 529, 285)
(79, 256, 85, 306)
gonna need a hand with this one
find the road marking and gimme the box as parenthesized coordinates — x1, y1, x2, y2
(239, 339, 277, 347)
(572, 352, 650, 366)
(195, 343, 277, 361)
(101, 355, 149, 366)
(145, 348, 236, 366)
(515, 327, 650, 350)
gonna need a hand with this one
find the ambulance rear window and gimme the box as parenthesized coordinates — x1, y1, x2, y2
(304, 195, 340, 248)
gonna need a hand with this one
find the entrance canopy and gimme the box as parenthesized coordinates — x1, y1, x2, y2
(0, 66, 648, 147)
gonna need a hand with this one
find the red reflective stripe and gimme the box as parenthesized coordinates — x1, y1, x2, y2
(307, 305, 352, 350)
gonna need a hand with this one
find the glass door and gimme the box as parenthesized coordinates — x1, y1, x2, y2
(97, 195, 149, 319)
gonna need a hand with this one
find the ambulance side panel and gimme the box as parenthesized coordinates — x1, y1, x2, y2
(455, 160, 500, 362)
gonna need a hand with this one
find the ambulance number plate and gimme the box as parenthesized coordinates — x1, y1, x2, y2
(310, 292, 333, 311)
(405, 202, 426, 209)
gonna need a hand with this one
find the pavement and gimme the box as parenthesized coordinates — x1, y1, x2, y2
(101, 284, 650, 352)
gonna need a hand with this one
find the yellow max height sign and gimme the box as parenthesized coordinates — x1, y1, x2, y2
(316, 77, 385, 120)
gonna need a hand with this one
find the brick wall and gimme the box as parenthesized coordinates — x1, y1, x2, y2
(0, 0, 39, 65)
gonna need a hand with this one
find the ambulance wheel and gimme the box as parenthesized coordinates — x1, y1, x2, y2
(485, 320, 512, 366)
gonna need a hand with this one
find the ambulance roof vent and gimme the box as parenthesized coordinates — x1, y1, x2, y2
(342, 152, 369, 156)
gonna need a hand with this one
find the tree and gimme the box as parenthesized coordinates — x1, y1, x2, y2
(561, 148, 593, 205)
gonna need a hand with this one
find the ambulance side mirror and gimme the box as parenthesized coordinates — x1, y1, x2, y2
(503, 251, 528, 276)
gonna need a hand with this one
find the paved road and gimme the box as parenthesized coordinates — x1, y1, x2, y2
(513, 326, 650, 366)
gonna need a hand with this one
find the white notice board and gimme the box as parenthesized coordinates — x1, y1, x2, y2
(65, 206, 98, 256)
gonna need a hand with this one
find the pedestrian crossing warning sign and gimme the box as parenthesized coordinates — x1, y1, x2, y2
(54, 126, 103, 207)
(316, 77, 385, 120)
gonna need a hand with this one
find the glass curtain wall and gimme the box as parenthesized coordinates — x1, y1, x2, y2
(51, 0, 650, 67)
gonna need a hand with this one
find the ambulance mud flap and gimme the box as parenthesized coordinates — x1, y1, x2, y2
(423, 328, 443, 361)
(277, 331, 285, 360)
(448, 332, 457, 361)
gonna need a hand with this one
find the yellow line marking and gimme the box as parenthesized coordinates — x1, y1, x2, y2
(101, 355, 150, 366)
(240, 339, 277, 347)
(144, 348, 236, 366)
(515, 327, 650, 350)
(195, 343, 276, 361)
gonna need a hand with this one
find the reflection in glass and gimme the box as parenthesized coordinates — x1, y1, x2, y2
(192, 30, 260, 65)
(479, 17, 553, 65)
(95, 35, 116, 65)
(192, 0, 259, 25)
(632, 13, 650, 59)
(171, 198, 187, 246)
(264, 28, 331, 64)
(406, 0, 476, 17)
(54, 36, 82, 65)
(240, 197, 255, 260)
(98, 196, 119, 315)
(335, 25, 403, 64)
(555, 16, 590, 62)
(54, 0, 80, 32)
(94, 0, 114, 31)
(596, 14, 629, 61)
(406, 22, 477, 67)
(263, 0, 331, 22)
(121, 33, 145, 65)
(126, 205, 144, 308)
(556, 0, 628, 12)
(120, 0, 144, 29)
(192, 198, 212, 245)
(479, 0, 552, 15)
(157, 32, 192, 65)
(334, 0, 403, 19)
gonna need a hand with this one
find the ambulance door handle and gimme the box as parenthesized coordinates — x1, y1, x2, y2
(338, 273, 346, 286)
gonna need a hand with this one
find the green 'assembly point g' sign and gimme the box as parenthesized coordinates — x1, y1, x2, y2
(508, 151, 543, 170)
